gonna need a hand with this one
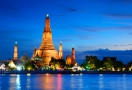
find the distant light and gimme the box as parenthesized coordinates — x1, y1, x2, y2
(27, 73, 31, 76)
(15, 42, 17, 44)
(46, 73, 49, 75)
(17, 66, 21, 71)
(46, 14, 49, 17)
(80, 73, 82, 75)
(99, 74, 103, 76)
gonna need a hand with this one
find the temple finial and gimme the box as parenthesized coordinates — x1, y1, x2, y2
(46, 14, 49, 17)
(15, 42, 17, 45)
(60, 41, 62, 44)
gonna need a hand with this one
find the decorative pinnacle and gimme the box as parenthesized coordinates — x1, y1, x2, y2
(60, 41, 62, 43)
(46, 14, 49, 17)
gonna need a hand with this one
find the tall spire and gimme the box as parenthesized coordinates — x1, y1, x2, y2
(45, 14, 50, 30)
(13, 42, 18, 60)
(59, 41, 63, 59)
(71, 46, 76, 65)
(35, 14, 59, 65)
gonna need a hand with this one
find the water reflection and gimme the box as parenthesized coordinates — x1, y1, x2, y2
(9, 74, 20, 90)
(57, 74, 62, 90)
(16, 75, 21, 89)
(1, 74, 132, 90)
(40, 74, 54, 90)
(0, 74, 1, 90)
(26, 75, 30, 89)
(123, 74, 126, 90)
(99, 74, 103, 89)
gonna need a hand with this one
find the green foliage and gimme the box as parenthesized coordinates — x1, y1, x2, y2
(103, 57, 113, 70)
(81, 56, 101, 70)
(49, 57, 66, 70)
(20, 53, 30, 64)
(114, 61, 124, 70)
(24, 60, 36, 70)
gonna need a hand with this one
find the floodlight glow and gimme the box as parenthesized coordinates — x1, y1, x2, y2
(17, 66, 21, 71)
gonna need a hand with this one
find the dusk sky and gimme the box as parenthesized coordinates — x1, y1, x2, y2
(0, 0, 132, 64)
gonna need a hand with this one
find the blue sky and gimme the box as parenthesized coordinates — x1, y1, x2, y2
(0, 0, 132, 64)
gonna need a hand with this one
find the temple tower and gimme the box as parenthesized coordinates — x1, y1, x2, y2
(66, 54, 71, 65)
(33, 14, 59, 65)
(13, 42, 18, 60)
(59, 41, 63, 59)
(71, 46, 76, 65)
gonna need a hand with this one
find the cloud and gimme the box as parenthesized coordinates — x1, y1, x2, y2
(104, 14, 132, 19)
(0, 0, 21, 18)
(75, 26, 132, 32)
(75, 49, 132, 63)
(64, 7, 78, 13)
(55, 39, 73, 42)
(129, 32, 132, 35)
(114, 44, 132, 46)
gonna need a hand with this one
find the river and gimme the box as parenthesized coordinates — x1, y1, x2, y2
(0, 74, 131, 90)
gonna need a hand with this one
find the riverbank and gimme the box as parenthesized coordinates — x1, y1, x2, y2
(1, 70, 132, 74)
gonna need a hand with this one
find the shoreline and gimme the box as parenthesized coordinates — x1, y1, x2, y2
(1, 70, 132, 74)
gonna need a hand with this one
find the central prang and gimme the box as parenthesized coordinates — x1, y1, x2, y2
(32, 14, 59, 65)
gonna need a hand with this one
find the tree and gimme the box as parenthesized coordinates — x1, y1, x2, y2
(49, 57, 66, 70)
(114, 61, 124, 71)
(103, 57, 113, 71)
(81, 56, 101, 70)
(20, 53, 30, 64)
(24, 60, 36, 70)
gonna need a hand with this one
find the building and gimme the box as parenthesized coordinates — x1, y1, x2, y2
(13, 42, 18, 60)
(66, 54, 71, 65)
(66, 47, 76, 65)
(32, 14, 59, 65)
(59, 42, 63, 59)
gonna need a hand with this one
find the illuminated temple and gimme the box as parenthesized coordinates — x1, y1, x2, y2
(32, 14, 76, 65)
(32, 14, 59, 65)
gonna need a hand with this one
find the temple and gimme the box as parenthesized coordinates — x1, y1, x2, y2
(59, 41, 63, 59)
(32, 14, 59, 65)
(13, 42, 18, 60)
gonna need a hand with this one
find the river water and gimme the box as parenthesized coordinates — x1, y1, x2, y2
(0, 74, 131, 90)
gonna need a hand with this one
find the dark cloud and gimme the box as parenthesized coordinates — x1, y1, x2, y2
(104, 14, 132, 19)
(114, 44, 132, 46)
(110, 0, 132, 3)
(0, 0, 21, 18)
(78, 49, 132, 64)
(75, 26, 132, 32)
(64, 7, 78, 13)
(129, 32, 132, 35)
(63, 49, 132, 64)
(55, 39, 73, 42)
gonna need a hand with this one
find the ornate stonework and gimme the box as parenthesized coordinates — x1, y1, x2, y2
(33, 14, 59, 65)
(71, 47, 76, 65)
(59, 42, 63, 59)
(66, 54, 71, 65)
(13, 42, 18, 60)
